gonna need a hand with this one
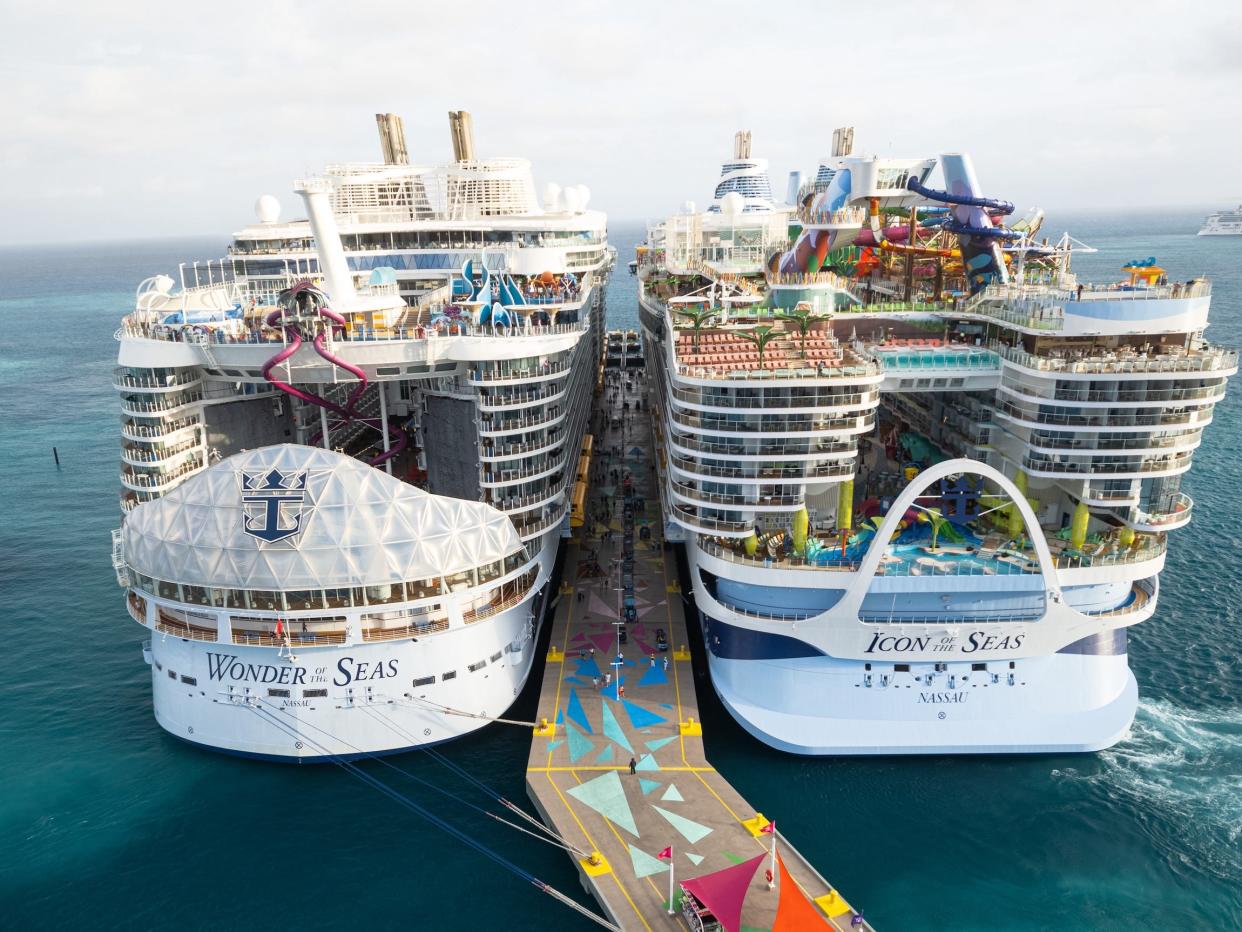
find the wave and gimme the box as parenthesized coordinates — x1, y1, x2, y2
(1053, 698, 1242, 884)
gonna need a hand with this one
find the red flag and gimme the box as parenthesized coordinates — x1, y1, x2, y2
(657, 846, 672, 860)
(274, 619, 284, 636)
(760, 820, 776, 834)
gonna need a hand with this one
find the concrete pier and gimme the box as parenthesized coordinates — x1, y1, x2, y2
(527, 360, 870, 931)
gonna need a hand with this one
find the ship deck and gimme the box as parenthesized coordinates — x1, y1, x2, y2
(526, 372, 870, 930)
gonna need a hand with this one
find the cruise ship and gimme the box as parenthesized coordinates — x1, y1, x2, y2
(1198, 206, 1242, 235)
(638, 129, 1234, 755)
(110, 112, 613, 761)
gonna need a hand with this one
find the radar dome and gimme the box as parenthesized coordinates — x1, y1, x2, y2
(562, 186, 583, 213)
(153, 274, 175, 295)
(542, 182, 562, 212)
(255, 195, 281, 224)
(720, 191, 745, 217)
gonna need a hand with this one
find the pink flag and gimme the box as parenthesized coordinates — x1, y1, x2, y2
(657, 846, 672, 860)
(760, 820, 775, 834)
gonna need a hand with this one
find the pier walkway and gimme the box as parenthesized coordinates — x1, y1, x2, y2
(526, 365, 870, 931)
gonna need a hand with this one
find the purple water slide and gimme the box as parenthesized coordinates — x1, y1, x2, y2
(262, 303, 408, 467)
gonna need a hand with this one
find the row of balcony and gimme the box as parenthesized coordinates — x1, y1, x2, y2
(113, 369, 202, 393)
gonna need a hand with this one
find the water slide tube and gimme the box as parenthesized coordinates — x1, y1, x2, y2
(262, 282, 408, 467)
(777, 168, 860, 274)
(918, 154, 1011, 291)
(867, 199, 958, 259)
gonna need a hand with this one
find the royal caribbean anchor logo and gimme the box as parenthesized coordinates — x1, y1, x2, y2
(240, 467, 310, 544)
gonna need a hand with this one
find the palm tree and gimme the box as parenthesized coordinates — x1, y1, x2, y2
(736, 325, 780, 369)
(676, 306, 716, 353)
(923, 507, 951, 551)
(777, 306, 816, 355)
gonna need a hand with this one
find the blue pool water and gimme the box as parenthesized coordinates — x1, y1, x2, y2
(1, 212, 1240, 930)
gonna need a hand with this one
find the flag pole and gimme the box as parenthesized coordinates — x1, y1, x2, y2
(769, 822, 777, 890)
(667, 846, 675, 915)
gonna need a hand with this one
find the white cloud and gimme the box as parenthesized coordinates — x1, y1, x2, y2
(1, 0, 1239, 244)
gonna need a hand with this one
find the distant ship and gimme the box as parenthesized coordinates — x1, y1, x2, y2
(637, 127, 1234, 755)
(1198, 206, 1242, 235)
(111, 111, 613, 761)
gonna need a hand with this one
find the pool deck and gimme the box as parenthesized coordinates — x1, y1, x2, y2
(526, 370, 871, 931)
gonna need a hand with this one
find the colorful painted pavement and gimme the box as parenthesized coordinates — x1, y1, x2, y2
(525, 373, 867, 932)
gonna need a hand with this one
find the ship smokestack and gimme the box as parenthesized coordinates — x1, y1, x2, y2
(733, 130, 752, 160)
(375, 113, 410, 165)
(448, 110, 476, 162)
(831, 126, 854, 158)
(295, 178, 358, 310)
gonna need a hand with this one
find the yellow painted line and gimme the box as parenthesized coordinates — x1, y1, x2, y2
(544, 770, 651, 932)
(529, 766, 714, 773)
(544, 546, 579, 771)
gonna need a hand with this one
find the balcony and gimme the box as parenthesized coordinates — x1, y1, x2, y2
(480, 434, 565, 462)
(670, 502, 751, 535)
(1022, 451, 1194, 478)
(113, 369, 202, 393)
(995, 342, 1237, 376)
(120, 416, 201, 442)
(1131, 494, 1193, 531)
(669, 453, 853, 483)
(478, 408, 566, 436)
(468, 360, 571, 385)
(668, 383, 880, 412)
(669, 478, 803, 510)
(120, 458, 205, 492)
(118, 392, 203, 417)
(476, 385, 570, 410)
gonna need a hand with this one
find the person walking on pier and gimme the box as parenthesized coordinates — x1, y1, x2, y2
(628, 757, 637, 775)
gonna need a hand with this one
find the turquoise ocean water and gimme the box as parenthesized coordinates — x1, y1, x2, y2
(1, 214, 1238, 930)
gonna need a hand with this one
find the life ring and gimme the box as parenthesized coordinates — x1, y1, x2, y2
(765, 868, 774, 884)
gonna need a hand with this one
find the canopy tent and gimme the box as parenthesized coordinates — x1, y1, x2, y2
(122, 445, 523, 591)
(772, 850, 835, 930)
(680, 853, 765, 932)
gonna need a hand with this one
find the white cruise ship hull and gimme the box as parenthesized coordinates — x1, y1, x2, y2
(702, 639, 1137, 756)
(146, 530, 559, 762)
(685, 541, 1140, 756)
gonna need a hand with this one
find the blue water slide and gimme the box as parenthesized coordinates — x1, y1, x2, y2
(943, 219, 1024, 240)
(906, 176, 1014, 215)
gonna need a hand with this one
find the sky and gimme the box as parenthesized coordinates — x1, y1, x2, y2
(3, 0, 1240, 245)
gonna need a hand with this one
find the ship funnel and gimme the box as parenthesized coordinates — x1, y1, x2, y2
(448, 110, 476, 162)
(733, 129, 752, 160)
(786, 171, 805, 206)
(294, 179, 359, 311)
(831, 126, 854, 158)
(375, 113, 410, 165)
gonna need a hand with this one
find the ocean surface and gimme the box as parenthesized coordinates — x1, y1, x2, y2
(1, 213, 1239, 931)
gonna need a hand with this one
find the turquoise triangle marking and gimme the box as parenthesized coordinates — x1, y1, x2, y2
(566, 687, 593, 734)
(595, 744, 615, 764)
(565, 770, 638, 836)
(639, 778, 661, 796)
(628, 844, 670, 878)
(686, 852, 704, 866)
(555, 709, 564, 724)
(621, 698, 668, 729)
(566, 722, 596, 763)
(653, 805, 712, 844)
(600, 700, 634, 753)
(547, 740, 563, 751)
(660, 784, 684, 802)
(635, 753, 661, 772)
(645, 736, 678, 753)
